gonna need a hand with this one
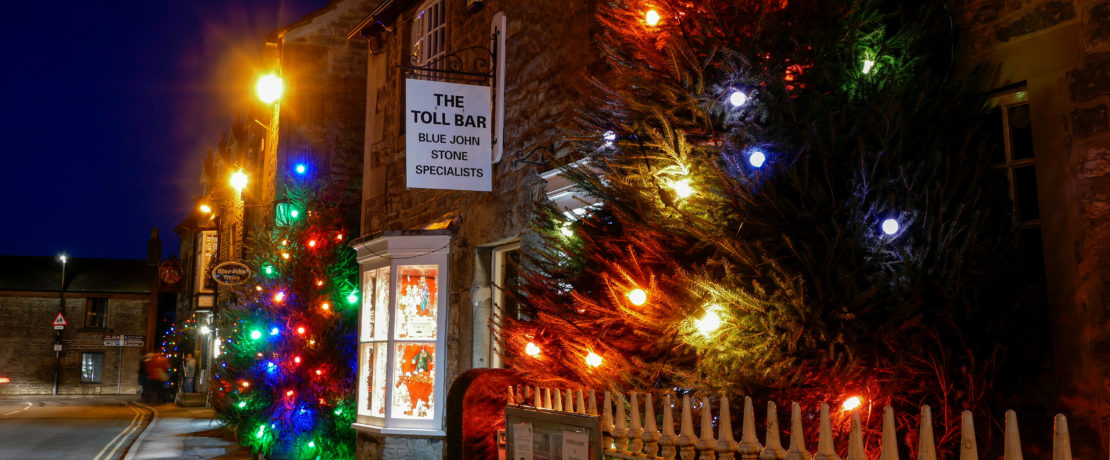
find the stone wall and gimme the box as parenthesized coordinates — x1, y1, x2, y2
(952, 0, 1110, 448)
(273, 0, 375, 198)
(0, 293, 149, 395)
(356, 431, 444, 460)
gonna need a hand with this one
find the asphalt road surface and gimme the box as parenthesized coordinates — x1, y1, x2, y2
(0, 396, 150, 460)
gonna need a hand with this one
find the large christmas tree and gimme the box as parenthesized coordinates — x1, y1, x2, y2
(500, 0, 1044, 452)
(213, 185, 360, 459)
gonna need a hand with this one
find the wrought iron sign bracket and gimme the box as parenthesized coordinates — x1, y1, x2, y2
(399, 30, 499, 86)
(511, 144, 557, 169)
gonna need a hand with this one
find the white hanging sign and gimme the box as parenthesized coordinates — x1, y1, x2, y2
(405, 78, 492, 191)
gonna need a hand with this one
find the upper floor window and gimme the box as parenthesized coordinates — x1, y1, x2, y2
(85, 298, 108, 329)
(988, 90, 1039, 227)
(411, 0, 446, 67)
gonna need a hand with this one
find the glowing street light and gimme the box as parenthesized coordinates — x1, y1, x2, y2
(230, 170, 248, 192)
(256, 74, 283, 104)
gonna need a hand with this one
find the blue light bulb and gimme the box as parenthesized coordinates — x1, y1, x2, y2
(749, 150, 766, 168)
(294, 163, 306, 175)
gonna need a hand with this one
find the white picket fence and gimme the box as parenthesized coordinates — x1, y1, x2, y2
(506, 386, 1076, 460)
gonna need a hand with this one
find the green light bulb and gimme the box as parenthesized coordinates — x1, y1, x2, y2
(250, 330, 262, 340)
(346, 291, 358, 304)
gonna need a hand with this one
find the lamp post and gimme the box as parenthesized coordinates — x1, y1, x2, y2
(53, 253, 67, 396)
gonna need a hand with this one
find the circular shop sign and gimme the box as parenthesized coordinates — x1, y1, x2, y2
(212, 261, 252, 286)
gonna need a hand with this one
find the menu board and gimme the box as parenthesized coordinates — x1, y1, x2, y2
(505, 406, 601, 460)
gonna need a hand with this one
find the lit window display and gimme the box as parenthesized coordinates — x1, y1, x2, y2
(352, 232, 449, 433)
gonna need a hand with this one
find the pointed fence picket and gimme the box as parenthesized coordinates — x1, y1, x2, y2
(506, 386, 1079, 460)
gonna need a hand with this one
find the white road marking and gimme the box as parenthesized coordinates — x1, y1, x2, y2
(92, 403, 146, 460)
(0, 402, 32, 416)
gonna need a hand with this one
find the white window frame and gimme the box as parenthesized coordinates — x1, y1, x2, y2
(411, 0, 446, 67)
(351, 233, 450, 435)
(989, 89, 1040, 228)
(489, 241, 521, 369)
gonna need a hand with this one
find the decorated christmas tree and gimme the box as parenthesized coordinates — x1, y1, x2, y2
(500, 0, 1045, 453)
(213, 185, 360, 459)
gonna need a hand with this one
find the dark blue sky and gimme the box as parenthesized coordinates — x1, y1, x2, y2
(0, 0, 325, 261)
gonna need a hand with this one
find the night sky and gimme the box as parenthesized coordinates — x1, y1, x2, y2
(0, 0, 326, 261)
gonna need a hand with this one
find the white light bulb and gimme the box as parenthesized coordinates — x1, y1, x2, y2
(729, 90, 748, 107)
(862, 59, 875, 75)
(602, 130, 616, 146)
(749, 151, 766, 168)
(199, 325, 211, 335)
(881, 218, 900, 235)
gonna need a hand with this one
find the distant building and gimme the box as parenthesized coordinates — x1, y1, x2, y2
(0, 256, 154, 395)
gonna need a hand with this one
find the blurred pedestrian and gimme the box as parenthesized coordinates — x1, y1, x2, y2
(183, 353, 197, 393)
(145, 353, 170, 403)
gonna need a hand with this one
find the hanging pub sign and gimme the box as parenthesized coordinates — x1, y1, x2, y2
(212, 261, 251, 286)
(405, 78, 492, 192)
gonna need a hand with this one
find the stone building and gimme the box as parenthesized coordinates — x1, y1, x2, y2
(951, 0, 1110, 446)
(174, 0, 374, 400)
(0, 256, 153, 395)
(345, 0, 604, 457)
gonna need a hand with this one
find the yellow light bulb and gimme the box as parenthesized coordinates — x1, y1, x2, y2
(696, 305, 722, 336)
(671, 178, 694, 199)
(627, 288, 647, 306)
(256, 74, 283, 104)
(842, 396, 863, 411)
(199, 204, 212, 214)
(525, 342, 541, 357)
(585, 351, 603, 368)
(645, 9, 661, 26)
(230, 170, 248, 191)
(321, 303, 330, 310)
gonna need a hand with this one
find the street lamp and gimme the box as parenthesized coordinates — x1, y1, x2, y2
(230, 170, 248, 193)
(256, 74, 283, 104)
(53, 253, 67, 395)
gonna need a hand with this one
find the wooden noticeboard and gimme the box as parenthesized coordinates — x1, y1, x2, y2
(505, 405, 601, 460)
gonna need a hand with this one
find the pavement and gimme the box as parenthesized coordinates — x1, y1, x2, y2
(124, 401, 254, 460)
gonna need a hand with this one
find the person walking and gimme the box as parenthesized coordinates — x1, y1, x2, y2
(183, 354, 197, 393)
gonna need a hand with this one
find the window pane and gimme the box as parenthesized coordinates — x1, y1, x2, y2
(392, 342, 435, 419)
(1008, 104, 1034, 160)
(81, 353, 103, 383)
(373, 267, 390, 340)
(1015, 166, 1040, 221)
(986, 105, 1005, 165)
(357, 343, 389, 418)
(395, 265, 438, 339)
(86, 298, 107, 329)
(371, 343, 387, 417)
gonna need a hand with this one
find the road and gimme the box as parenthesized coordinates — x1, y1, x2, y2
(0, 396, 150, 460)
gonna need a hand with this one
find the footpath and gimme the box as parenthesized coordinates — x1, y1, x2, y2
(124, 402, 253, 460)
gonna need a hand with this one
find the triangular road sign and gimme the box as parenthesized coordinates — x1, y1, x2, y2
(52, 312, 67, 327)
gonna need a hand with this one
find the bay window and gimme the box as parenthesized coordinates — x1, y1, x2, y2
(351, 231, 450, 434)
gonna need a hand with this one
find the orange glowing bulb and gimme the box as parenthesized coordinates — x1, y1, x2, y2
(274, 292, 285, 303)
(293, 356, 302, 364)
(842, 396, 863, 410)
(241, 381, 250, 388)
(296, 326, 306, 335)
(525, 342, 541, 357)
(316, 280, 324, 287)
(336, 233, 344, 241)
(626, 288, 647, 306)
(321, 303, 330, 310)
(282, 253, 290, 260)
(585, 351, 603, 368)
(645, 9, 661, 26)
(255, 285, 263, 291)
(308, 239, 317, 247)
(315, 369, 323, 376)
(286, 390, 294, 397)
(281, 240, 288, 246)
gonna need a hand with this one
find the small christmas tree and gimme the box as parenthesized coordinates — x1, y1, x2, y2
(213, 185, 359, 459)
(500, 0, 1044, 453)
